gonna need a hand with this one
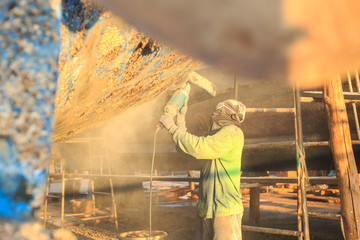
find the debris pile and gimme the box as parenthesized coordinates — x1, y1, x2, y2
(0, 222, 76, 240)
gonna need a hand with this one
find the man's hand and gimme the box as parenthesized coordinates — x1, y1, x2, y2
(177, 99, 188, 130)
(159, 113, 178, 134)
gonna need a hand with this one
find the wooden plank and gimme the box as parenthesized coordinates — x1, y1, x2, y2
(242, 225, 302, 237)
(324, 76, 360, 240)
(246, 108, 295, 113)
(48, 173, 341, 185)
(303, 91, 360, 100)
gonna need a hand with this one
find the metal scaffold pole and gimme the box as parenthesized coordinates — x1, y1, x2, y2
(294, 86, 310, 240)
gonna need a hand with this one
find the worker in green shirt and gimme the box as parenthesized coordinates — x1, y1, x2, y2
(160, 99, 246, 240)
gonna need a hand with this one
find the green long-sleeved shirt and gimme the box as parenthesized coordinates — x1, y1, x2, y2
(172, 124, 244, 218)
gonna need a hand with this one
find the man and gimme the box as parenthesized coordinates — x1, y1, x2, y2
(160, 99, 246, 240)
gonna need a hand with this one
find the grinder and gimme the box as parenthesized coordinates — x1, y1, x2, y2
(163, 82, 191, 118)
(159, 71, 216, 127)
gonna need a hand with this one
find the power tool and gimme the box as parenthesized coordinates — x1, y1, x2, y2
(159, 71, 216, 127)
(163, 82, 191, 118)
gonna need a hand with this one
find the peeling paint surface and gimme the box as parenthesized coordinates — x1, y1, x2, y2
(0, 0, 60, 220)
(54, 1, 201, 141)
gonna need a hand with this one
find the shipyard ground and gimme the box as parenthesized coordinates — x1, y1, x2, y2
(43, 191, 343, 240)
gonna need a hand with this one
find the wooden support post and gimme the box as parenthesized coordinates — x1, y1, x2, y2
(187, 170, 195, 191)
(103, 130, 119, 230)
(61, 156, 65, 228)
(324, 76, 360, 240)
(347, 71, 360, 140)
(249, 187, 260, 226)
(234, 75, 239, 100)
(43, 163, 50, 227)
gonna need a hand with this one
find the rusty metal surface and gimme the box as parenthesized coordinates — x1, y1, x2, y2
(54, 2, 200, 141)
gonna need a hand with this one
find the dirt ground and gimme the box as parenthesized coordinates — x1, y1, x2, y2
(42, 191, 343, 240)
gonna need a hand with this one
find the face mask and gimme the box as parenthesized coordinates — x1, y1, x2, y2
(209, 100, 245, 132)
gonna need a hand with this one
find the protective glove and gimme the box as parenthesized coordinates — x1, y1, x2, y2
(177, 99, 188, 130)
(159, 113, 178, 134)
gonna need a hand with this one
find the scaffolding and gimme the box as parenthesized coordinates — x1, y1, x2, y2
(235, 73, 360, 239)
(41, 131, 118, 230)
(232, 75, 310, 239)
(40, 74, 360, 238)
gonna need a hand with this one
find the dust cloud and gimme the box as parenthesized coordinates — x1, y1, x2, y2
(51, 91, 185, 209)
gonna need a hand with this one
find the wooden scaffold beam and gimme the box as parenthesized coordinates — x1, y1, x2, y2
(324, 75, 360, 240)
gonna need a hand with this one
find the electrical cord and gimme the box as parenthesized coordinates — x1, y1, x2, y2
(149, 126, 160, 239)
